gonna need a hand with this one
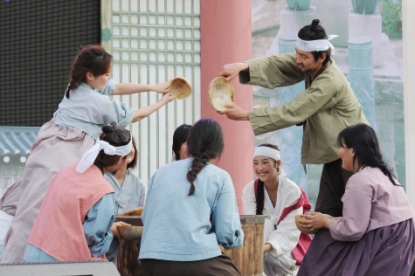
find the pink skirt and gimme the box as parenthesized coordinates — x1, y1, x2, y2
(1, 120, 95, 263)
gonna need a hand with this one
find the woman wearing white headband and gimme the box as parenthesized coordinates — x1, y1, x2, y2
(23, 123, 131, 262)
(242, 144, 312, 276)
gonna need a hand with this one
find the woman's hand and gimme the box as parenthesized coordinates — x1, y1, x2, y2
(160, 92, 175, 104)
(298, 212, 331, 233)
(263, 243, 273, 254)
(218, 104, 249, 121)
(151, 80, 172, 94)
(110, 221, 131, 239)
(218, 62, 249, 82)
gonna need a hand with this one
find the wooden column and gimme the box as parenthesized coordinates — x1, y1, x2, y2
(200, 0, 253, 212)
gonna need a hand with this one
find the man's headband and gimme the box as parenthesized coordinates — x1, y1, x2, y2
(296, 35, 339, 54)
(76, 136, 132, 174)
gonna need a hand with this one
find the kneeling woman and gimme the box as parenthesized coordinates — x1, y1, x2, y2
(23, 124, 131, 262)
(242, 144, 312, 276)
(139, 118, 244, 276)
(298, 124, 415, 275)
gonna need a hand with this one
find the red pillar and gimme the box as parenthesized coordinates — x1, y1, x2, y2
(200, 0, 253, 212)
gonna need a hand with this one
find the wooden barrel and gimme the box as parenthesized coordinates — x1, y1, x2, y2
(116, 215, 265, 276)
(115, 216, 147, 276)
(221, 215, 265, 276)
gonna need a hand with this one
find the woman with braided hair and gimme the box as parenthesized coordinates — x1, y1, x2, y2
(243, 144, 312, 276)
(139, 118, 243, 276)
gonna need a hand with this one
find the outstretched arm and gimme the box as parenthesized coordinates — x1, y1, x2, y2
(132, 92, 175, 122)
(218, 62, 249, 82)
(112, 80, 171, 95)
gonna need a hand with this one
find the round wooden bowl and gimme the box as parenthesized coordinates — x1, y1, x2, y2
(295, 215, 309, 233)
(117, 225, 144, 241)
(207, 76, 235, 112)
(171, 77, 192, 99)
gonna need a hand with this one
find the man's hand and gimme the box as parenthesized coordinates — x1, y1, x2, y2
(218, 62, 249, 82)
(219, 104, 249, 121)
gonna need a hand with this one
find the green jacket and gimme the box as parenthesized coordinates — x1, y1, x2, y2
(241, 53, 368, 165)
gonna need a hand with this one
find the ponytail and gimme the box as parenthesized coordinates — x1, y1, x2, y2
(255, 180, 265, 215)
(185, 119, 224, 196)
(186, 152, 209, 196)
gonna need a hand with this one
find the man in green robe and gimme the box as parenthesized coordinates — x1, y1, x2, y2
(219, 19, 368, 220)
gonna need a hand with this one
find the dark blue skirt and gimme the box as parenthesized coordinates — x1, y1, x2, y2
(298, 219, 415, 276)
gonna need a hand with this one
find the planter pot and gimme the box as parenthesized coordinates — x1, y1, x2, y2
(351, 0, 377, 14)
(286, 0, 311, 11)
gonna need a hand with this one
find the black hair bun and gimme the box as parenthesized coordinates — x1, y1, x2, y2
(311, 19, 320, 29)
(102, 122, 117, 133)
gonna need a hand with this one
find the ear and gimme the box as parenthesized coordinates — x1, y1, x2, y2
(320, 52, 326, 63)
(86, 72, 94, 81)
(117, 156, 124, 165)
(275, 160, 282, 169)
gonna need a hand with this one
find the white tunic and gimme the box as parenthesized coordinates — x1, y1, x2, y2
(242, 176, 303, 275)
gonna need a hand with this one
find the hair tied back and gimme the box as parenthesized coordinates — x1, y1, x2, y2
(102, 122, 117, 133)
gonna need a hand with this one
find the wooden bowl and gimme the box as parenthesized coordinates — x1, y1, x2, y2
(295, 215, 309, 233)
(171, 77, 192, 99)
(117, 225, 144, 241)
(129, 206, 144, 216)
(208, 76, 235, 112)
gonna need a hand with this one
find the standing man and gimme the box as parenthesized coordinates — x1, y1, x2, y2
(219, 19, 368, 220)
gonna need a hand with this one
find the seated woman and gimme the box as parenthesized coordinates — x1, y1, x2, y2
(104, 136, 145, 263)
(298, 124, 415, 275)
(139, 118, 244, 276)
(23, 123, 132, 262)
(242, 144, 312, 276)
(171, 124, 192, 161)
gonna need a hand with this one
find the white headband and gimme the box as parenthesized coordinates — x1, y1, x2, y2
(253, 147, 286, 176)
(296, 35, 339, 55)
(76, 137, 133, 174)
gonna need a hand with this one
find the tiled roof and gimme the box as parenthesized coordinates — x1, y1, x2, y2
(0, 126, 40, 156)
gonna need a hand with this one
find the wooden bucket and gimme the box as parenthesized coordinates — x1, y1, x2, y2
(221, 215, 265, 276)
(115, 216, 147, 276)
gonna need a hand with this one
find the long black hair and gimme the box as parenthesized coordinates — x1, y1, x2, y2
(186, 119, 224, 196)
(172, 124, 192, 161)
(337, 124, 398, 185)
(255, 144, 280, 215)
(94, 122, 131, 173)
(298, 19, 331, 66)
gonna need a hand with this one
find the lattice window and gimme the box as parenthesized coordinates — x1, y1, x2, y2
(103, 0, 201, 182)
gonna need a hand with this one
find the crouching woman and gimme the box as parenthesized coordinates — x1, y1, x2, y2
(23, 123, 131, 262)
(242, 144, 312, 276)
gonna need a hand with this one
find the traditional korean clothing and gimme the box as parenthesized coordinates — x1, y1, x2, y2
(243, 176, 312, 276)
(239, 54, 368, 218)
(298, 167, 415, 275)
(1, 80, 132, 263)
(24, 163, 115, 262)
(139, 158, 243, 274)
(104, 171, 145, 262)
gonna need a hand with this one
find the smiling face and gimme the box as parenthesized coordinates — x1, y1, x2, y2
(253, 156, 280, 182)
(337, 140, 356, 172)
(86, 70, 111, 90)
(295, 48, 325, 78)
